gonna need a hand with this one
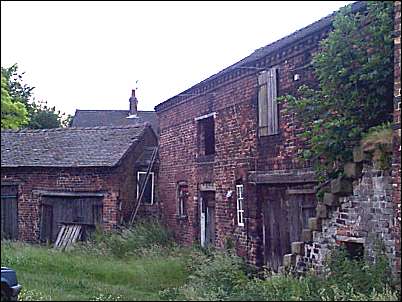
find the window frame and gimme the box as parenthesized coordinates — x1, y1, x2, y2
(177, 182, 188, 218)
(236, 184, 245, 227)
(195, 113, 216, 157)
(136, 171, 155, 205)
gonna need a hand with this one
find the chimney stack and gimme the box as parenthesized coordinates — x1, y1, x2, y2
(129, 89, 138, 117)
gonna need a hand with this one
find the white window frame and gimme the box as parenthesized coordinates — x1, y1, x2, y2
(137, 171, 155, 205)
(236, 184, 244, 226)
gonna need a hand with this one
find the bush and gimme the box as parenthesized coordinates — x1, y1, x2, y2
(79, 219, 174, 258)
(162, 244, 400, 301)
(172, 249, 249, 301)
(322, 245, 394, 298)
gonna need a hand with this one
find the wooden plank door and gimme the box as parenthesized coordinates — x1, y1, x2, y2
(1, 185, 18, 240)
(40, 204, 53, 243)
(262, 186, 290, 271)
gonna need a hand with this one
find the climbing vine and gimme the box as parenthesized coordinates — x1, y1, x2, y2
(280, 1, 394, 182)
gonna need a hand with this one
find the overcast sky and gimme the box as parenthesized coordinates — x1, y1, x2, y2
(1, 1, 354, 116)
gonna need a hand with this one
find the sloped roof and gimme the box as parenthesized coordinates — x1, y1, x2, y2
(71, 110, 159, 135)
(1, 125, 149, 168)
(155, 1, 365, 112)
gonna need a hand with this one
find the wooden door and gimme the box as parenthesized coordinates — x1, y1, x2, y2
(262, 186, 289, 271)
(40, 204, 53, 243)
(262, 186, 317, 271)
(1, 185, 18, 240)
(288, 192, 317, 243)
(41, 196, 103, 242)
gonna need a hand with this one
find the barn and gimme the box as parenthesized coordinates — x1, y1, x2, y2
(1, 124, 158, 243)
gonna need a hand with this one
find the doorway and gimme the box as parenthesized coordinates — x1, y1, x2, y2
(199, 190, 215, 248)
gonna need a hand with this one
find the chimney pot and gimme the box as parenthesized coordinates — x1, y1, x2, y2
(129, 89, 138, 116)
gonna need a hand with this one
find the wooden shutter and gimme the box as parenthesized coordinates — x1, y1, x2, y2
(258, 68, 278, 136)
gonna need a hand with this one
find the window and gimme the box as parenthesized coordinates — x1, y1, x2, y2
(137, 171, 155, 205)
(258, 68, 278, 136)
(236, 184, 245, 226)
(177, 182, 188, 217)
(197, 114, 215, 156)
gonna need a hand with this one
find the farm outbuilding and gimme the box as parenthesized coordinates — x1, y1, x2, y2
(1, 124, 158, 243)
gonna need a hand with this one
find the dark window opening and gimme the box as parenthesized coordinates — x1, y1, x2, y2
(177, 182, 188, 217)
(343, 241, 364, 260)
(198, 116, 215, 156)
(137, 171, 154, 205)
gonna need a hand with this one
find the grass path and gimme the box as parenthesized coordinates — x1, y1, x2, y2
(1, 241, 190, 301)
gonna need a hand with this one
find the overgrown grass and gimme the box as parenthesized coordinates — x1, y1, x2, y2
(2, 220, 400, 301)
(161, 247, 400, 301)
(1, 220, 192, 301)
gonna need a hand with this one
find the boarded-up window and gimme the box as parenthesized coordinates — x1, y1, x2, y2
(258, 68, 278, 136)
(137, 171, 155, 205)
(1, 185, 18, 240)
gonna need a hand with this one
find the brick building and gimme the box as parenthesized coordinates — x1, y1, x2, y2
(1, 124, 158, 242)
(153, 1, 398, 270)
(72, 90, 159, 136)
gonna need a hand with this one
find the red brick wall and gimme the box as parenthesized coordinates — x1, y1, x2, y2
(0, 128, 158, 242)
(392, 0, 401, 280)
(156, 27, 329, 265)
(1, 166, 120, 241)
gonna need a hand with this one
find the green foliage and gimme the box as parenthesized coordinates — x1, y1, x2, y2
(1, 64, 72, 129)
(1, 238, 400, 301)
(85, 219, 175, 258)
(279, 2, 394, 182)
(169, 249, 249, 301)
(1, 239, 190, 301)
(165, 244, 399, 301)
(361, 122, 393, 170)
(1, 73, 29, 129)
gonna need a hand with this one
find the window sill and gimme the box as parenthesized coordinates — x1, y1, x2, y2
(196, 154, 215, 164)
(176, 214, 188, 220)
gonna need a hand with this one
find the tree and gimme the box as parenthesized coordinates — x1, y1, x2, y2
(1, 73, 29, 129)
(1, 64, 72, 129)
(280, 1, 394, 182)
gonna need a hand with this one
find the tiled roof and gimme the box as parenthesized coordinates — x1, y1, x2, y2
(71, 110, 159, 135)
(155, 1, 365, 112)
(1, 125, 148, 168)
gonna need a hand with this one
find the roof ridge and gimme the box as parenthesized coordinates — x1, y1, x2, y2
(75, 109, 156, 113)
(1, 124, 146, 133)
(155, 1, 365, 111)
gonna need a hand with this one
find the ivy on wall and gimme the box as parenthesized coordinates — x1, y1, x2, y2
(280, 1, 394, 182)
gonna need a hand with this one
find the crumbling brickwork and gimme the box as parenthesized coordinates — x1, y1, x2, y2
(392, 0, 401, 280)
(294, 165, 396, 274)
